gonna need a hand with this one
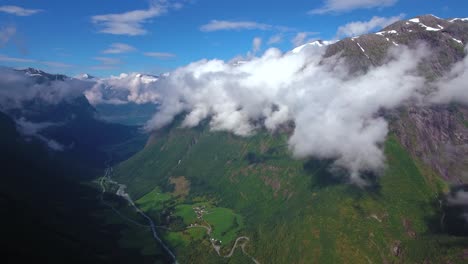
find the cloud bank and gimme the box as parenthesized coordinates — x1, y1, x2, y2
(84, 73, 160, 105)
(142, 44, 429, 184)
(0, 68, 90, 110)
(1, 42, 467, 185)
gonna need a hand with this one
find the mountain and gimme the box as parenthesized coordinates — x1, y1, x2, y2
(3, 68, 147, 169)
(323, 14, 468, 183)
(105, 15, 468, 263)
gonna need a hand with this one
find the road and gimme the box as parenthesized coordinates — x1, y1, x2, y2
(100, 167, 178, 264)
(187, 212, 260, 263)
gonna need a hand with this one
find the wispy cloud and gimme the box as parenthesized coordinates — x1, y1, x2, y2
(144, 52, 176, 59)
(94, 57, 122, 65)
(41, 61, 73, 68)
(309, 0, 397, 14)
(0, 54, 34, 63)
(91, 3, 167, 36)
(267, 34, 283, 45)
(0, 5, 43, 16)
(336, 14, 404, 38)
(103, 43, 136, 54)
(252, 37, 262, 54)
(0, 26, 16, 47)
(0, 54, 73, 68)
(91, 57, 123, 70)
(200, 20, 273, 32)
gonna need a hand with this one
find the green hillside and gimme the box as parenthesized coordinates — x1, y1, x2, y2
(111, 122, 468, 263)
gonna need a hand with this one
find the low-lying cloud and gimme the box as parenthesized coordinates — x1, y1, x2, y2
(84, 73, 160, 105)
(1, 41, 467, 184)
(143, 44, 429, 184)
(0, 68, 90, 110)
(430, 47, 468, 104)
(15, 118, 65, 151)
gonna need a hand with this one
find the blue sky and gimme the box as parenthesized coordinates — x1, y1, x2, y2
(0, 0, 467, 77)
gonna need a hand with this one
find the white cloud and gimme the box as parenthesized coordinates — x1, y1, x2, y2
(142, 44, 429, 184)
(0, 5, 42, 16)
(103, 43, 136, 54)
(91, 3, 167, 36)
(144, 52, 176, 59)
(336, 14, 404, 38)
(267, 34, 283, 45)
(292, 32, 318, 47)
(0, 26, 16, 47)
(84, 73, 160, 105)
(200, 20, 272, 32)
(430, 47, 468, 104)
(309, 0, 397, 14)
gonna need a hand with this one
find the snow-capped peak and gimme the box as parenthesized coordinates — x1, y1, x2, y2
(291, 40, 333, 54)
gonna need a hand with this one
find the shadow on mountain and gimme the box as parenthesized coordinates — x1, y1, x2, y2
(304, 159, 382, 196)
(0, 111, 170, 264)
(304, 159, 345, 189)
(423, 185, 468, 238)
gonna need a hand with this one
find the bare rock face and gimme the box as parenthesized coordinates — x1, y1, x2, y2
(392, 105, 468, 183)
(322, 15, 468, 184)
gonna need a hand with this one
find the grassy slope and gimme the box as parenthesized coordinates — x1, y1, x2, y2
(113, 124, 468, 263)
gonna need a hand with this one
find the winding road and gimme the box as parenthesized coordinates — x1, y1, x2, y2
(187, 214, 259, 263)
(100, 166, 259, 264)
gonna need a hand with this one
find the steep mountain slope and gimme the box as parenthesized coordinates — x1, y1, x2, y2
(107, 15, 468, 263)
(324, 14, 468, 183)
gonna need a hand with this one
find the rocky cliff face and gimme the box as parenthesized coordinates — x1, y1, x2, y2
(324, 15, 468, 183)
(392, 105, 468, 183)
